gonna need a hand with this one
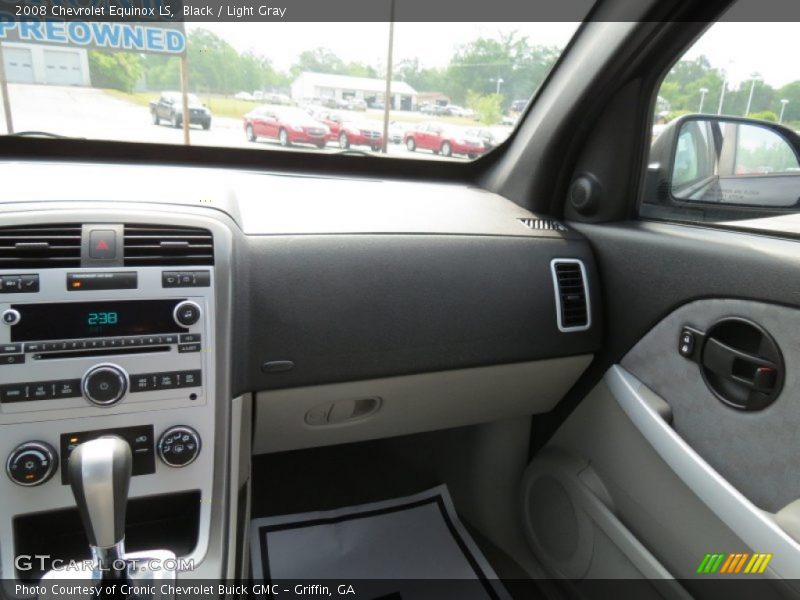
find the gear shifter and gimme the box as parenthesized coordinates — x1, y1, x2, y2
(39, 436, 177, 598)
(69, 436, 132, 573)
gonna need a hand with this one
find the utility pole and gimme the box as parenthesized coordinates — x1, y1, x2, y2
(381, 0, 394, 154)
(698, 87, 708, 113)
(779, 99, 789, 123)
(180, 54, 190, 146)
(0, 43, 14, 135)
(745, 74, 761, 116)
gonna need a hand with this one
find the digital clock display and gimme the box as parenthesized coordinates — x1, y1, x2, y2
(10, 300, 187, 342)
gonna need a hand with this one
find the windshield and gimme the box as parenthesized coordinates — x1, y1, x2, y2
(0, 21, 580, 160)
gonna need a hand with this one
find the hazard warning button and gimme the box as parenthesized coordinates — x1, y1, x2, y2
(89, 229, 116, 259)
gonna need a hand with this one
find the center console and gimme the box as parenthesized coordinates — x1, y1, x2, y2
(0, 216, 233, 587)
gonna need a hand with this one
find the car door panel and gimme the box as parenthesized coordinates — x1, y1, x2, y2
(525, 220, 800, 596)
(620, 298, 800, 513)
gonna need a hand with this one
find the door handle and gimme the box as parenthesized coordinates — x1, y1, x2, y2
(680, 317, 784, 411)
(702, 337, 779, 393)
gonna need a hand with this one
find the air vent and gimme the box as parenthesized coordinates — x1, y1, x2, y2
(551, 259, 590, 332)
(0, 224, 82, 268)
(124, 225, 214, 266)
(519, 218, 567, 231)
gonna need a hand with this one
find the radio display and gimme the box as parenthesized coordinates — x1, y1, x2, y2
(10, 300, 188, 342)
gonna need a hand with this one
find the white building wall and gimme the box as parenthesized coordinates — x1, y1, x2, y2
(1, 42, 90, 86)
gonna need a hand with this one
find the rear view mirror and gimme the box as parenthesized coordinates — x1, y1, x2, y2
(655, 116, 800, 208)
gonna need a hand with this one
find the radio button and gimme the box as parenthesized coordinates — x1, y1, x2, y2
(20, 274, 39, 292)
(162, 272, 179, 287)
(1, 354, 24, 365)
(83, 364, 127, 406)
(0, 384, 27, 402)
(174, 301, 201, 327)
(55, 380, 81, 398)
(1, 277, 21, 293)
(130, 374, 152, 392)
(0, 344, 21, 354)
(177, 370, 202, 388)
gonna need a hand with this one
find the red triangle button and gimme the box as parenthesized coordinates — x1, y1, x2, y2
(96, 240, 109, 250)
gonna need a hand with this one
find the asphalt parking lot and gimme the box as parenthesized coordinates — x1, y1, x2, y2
(0, 84, 461, 160)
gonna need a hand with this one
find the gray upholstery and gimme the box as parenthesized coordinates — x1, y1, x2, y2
(621, 298, 800, 513)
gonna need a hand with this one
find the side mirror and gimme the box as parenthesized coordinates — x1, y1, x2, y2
(646, 115, 800, 208)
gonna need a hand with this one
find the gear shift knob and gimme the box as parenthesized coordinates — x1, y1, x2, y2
(69, 436, 132, 567)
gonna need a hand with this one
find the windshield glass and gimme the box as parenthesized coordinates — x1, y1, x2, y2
(0, 20, 581, 160)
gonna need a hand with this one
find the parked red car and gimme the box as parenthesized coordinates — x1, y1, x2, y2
(311, 110, 344, 140)
(244, 106, 330, 148)
(336, 120, 384, 151)
(403, 122, 487, 159)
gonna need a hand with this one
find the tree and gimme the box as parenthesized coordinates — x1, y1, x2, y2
(466, 91, 503, 124)
(88, 51, 142, 93)
(395, 58, 447, 93)
(289, 47, 377, 79)
(445, 32, 559, 108)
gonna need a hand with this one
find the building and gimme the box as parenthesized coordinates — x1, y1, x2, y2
(291, 72, 417, 111)
(1, 42, 90, 86)
(417, 92, 450, 107)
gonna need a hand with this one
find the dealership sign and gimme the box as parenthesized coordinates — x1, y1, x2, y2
(0, 0, 185, 55)
(0, 20, 185, 53)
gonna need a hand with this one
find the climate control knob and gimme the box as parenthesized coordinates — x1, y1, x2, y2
(174, 301, 201, 327)
(82, 364, 128, 406)
(157, 426, 201, 468)
(6, 441, 58, 486)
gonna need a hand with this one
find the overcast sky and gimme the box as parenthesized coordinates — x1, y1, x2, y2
(189, 21, 799, 89)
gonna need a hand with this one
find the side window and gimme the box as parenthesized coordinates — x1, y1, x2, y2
(641, 20, 800, 231)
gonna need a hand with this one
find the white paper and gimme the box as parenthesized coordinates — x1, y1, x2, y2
(250, 485, 510, 599)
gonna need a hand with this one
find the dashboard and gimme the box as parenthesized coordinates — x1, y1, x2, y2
(0, 159, 601, 584)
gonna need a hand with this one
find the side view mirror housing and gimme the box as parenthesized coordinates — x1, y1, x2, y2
(645, 114, 800, 209)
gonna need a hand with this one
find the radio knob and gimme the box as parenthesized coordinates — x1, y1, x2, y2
(174, 301, 201, 327)
(2, 309, 20, 326)
(157, 426, 201, 468)
(82, 364, 128, 406)
(6, 441, 58, 486)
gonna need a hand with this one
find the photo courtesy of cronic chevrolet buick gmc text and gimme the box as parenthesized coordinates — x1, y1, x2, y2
(1, 1, 800, 599)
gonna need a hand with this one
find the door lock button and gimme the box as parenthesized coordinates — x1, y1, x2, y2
(679, 328, 696, 357)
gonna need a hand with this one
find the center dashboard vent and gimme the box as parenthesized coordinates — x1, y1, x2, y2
(123, 225, 214, 266)
(551, 259, 590, 332)
(0, 224, 82, 268)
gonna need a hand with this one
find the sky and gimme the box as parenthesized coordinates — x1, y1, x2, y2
(189, 21, 799, 89)
(684, 22, 800, 88)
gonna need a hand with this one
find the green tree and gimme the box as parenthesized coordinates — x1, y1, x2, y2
(445, 32, 560, 108)
(88, 51, 142, 93)
(289, 47, 377, 79)
(466, 91, 503, 124)
(395, 58, 447, 93)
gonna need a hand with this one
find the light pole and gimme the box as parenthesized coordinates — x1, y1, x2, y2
(494, 77, 504, 95)
(779, 98, 789, 123)
(745, 74, 761, 116)
(698, 87, 709, 113)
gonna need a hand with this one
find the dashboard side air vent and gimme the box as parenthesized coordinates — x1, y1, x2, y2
(550, 259, 590, 332)
(0, 224, 82, 269)
(123, 225, 214, 266)
(518, 218, 567, 232)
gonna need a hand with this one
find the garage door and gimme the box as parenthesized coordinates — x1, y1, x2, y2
(3, 48, 34, 84)
(44, 50, 83, 86)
